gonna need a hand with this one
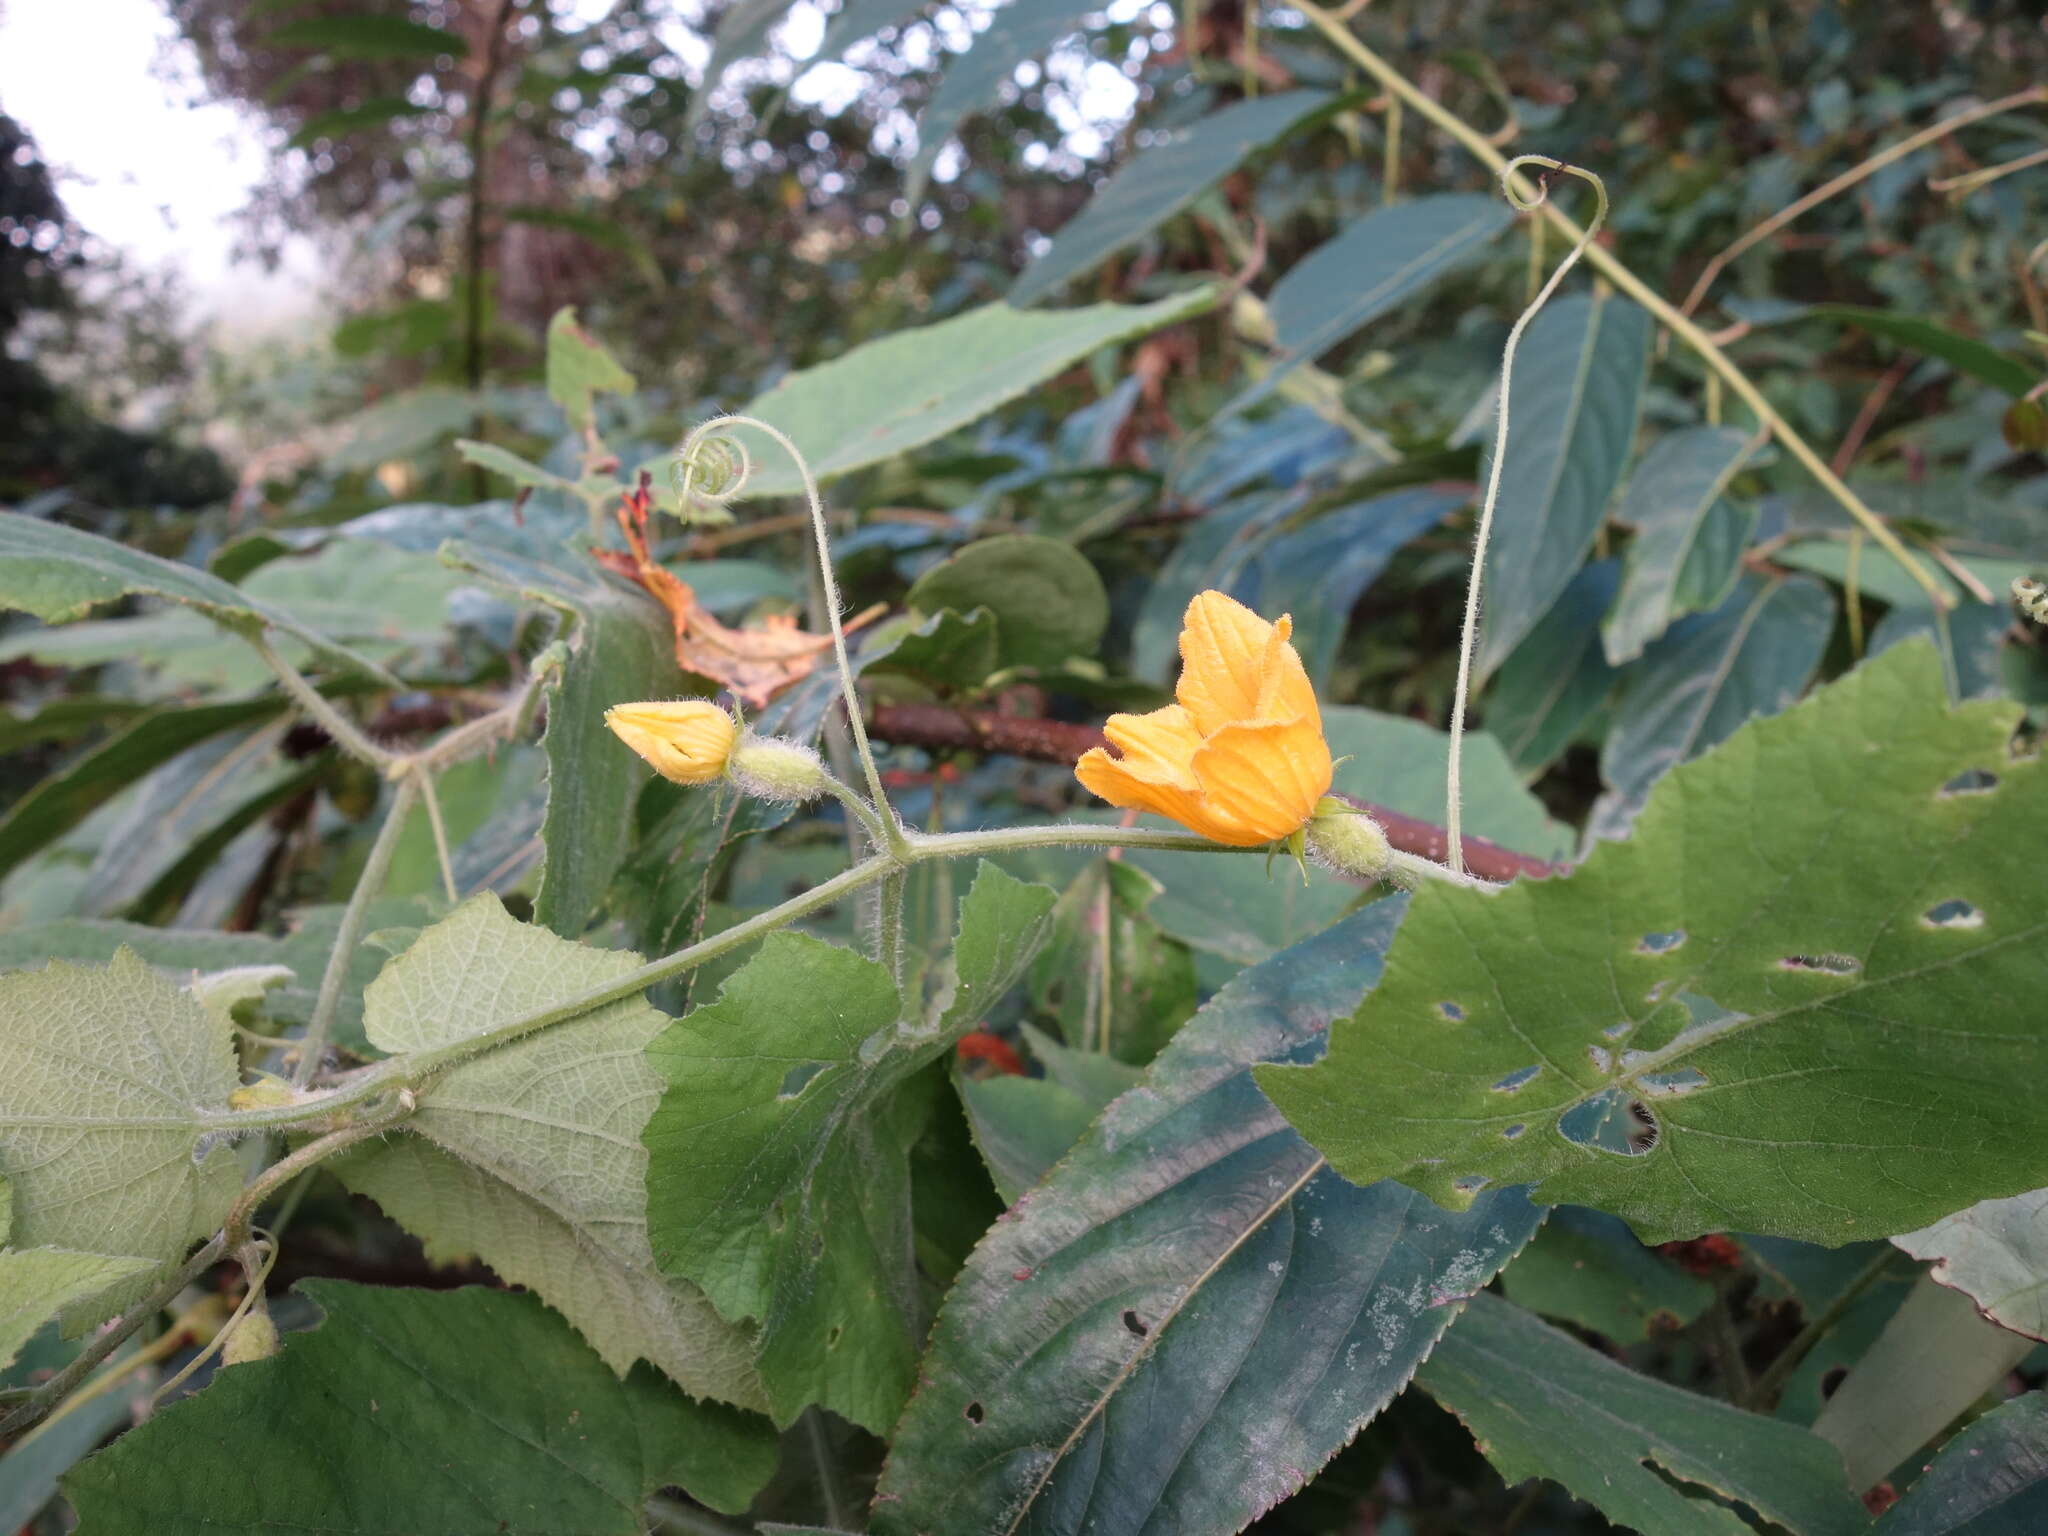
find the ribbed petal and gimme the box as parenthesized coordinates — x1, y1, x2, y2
(1075, 747, 1209, 830)
(1101, 705, 1203, 788)
(1176, 591, 1275, 737)
(1188, 713, 1334, 845)
(1253, 615, 1319, 726)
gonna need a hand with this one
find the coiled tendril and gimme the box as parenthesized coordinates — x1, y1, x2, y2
(671, 428, 752, 523)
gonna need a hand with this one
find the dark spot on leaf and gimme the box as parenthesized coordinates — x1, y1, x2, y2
(778, 1062, 825, 1098)
(965, 1401, 985, 1424)
(1821, 1366, 1850, 1400)
(1638, 929, 1686, 954)
(1502, 1123, 1526, 1140)
(1453, 1174, 1491, 1194)
(826, 1326, 842, 1347)
(1492, 1065, 1542, 1093)
(1437, 1001, 1465, 1021)
(1122, 1309, 1148, 1337)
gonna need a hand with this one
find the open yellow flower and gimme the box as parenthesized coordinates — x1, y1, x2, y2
(1076, 590, 1333, 846)
(605, 700, 738, 785)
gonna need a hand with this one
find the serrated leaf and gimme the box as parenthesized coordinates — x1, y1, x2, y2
(645, 863, 1057, 1431)
(1487, 558, 1622, 775)
(1500, 1205, 1713, 1343)
(1896, 1186, 2048, 1343)
(545, 306, 638, 432)
(1417, 1292, 1867, 1536)
(1604, 426, 1762, 664)
(0, 512, 395, 683)
(1873, 1390, 2048, 1533)
(1260, 642, 2048, 1244)
(1595, 572, 1835, 836)
(903, 535, 1108, 671)
(62, 1282, 775, 1535)
(1011, 90, 1334, 306)
(1229, 193, 1514, 417)
(0, 953, 241, 1327)
(873, 904, 1542, 1535)
(0, 1169, 154, 1371)
(1476, 290, 1654, 677)
(329, 894, 762, 1408)
(684, 291, 1214, 498)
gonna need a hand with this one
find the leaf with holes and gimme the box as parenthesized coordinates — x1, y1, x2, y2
(1417, 1293, 1867, 1536)
(644, 863, 1057, 1432)
(873, 904, 1542, 1536)
(62, 1282, 776, 1534)
(0, 954, 242, 1329)
(1260, 641, 2048, 1244)
(329, 894, 764, 1410)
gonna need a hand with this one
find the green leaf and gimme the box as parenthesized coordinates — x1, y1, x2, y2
(1896, 1186, 2048, 1343)
(1874, 1391, 2048, 1533)
(861, 605, 1005, 694)
(0, 898, 434, 1059)
(545, 306, 638, 432)
(1232, 193, 1514, 415)
(644, 863, 1057, 1431)
(1260, 641, 2048, 1245)
(454, 437, 576, 494)
(1812, 1274, 2036, 1492)
(437, 516, 689, 937)
(1029, 859, 1196, 1065)
(0, 1169, 153, 1371)
(287, 97, 430, 148)
(1872, 600, 2011, 702)
(903, 535, 1109, 671)
(1487, 559, 1622, 776)
(0, 953, 241, 1328)
(0, 696, 286, 884)
(1010, 91, 1335, 306)
(956, 1027, 1142, 1201)
(264, 14, 468, 58)
(1603, 426, 1763, 664)
(1777, 537, 1961, 609)
(1416, 1293, 1867, 1536)
(0, 512, 396, 683)
(1813, 306, 2040, 398)
(905, 0, 1096, 205)
(329, 894, 763, 1408)
(1499, 1206, 1713, 1344)
(697, 290, 1214, 498)
(1596, 573, 1834, 834)
(62, 1282, 776, 1534)
(1476, 290, 1654, 677)
(873, 904, 1543, 1535)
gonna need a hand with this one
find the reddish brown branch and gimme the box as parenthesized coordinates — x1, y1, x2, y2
(866, 702, 1560, 883)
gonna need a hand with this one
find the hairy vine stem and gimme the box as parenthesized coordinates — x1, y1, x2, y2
(1293, 2, 1951, 613)
(1445, 155, 1606, 877)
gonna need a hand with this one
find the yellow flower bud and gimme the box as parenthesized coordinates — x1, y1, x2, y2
(604, 700, 739, 785)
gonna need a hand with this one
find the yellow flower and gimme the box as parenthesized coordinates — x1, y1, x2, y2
(604, 700, 738, 785)
(1076, 590, 1333, 846)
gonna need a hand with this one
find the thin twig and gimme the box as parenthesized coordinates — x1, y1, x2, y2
(416, 767, 460, 903)
(253, 633, 394, 772)
(1929, 142, 2048, 199)
(1680, 85, 2047, 318)
(1294, 2, 1952, 612)
(291, 773, 421, 1088)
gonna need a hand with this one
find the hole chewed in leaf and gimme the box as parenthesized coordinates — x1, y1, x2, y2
(1638, 1068, 1708, 1097)
(1559, 1089, 1658, 1157)
(1637, 930, 1686, 954)
(1939, 769, 1999, 797)
(1779, 954, 1860, 976)
(1121, 1309, 1149, 1337)
(1437, 1001, 1466, 1022)
(778, 1061, 827, 1099)
(1922, 899, 1984, 930)
(1502, 1123, 1527, 1140)
(964, 1401, 985, 1425)
(1491, 1065, 1542, 1094)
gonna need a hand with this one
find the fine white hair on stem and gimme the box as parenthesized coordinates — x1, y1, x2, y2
(674, 414, 904, 852)
(1445, 155, 1609, 876)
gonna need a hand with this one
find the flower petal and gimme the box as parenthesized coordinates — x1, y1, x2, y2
(1101, 705, 1203, 786)
(1188, 713, 1334, 845)
(1075, 747, 1209, 830)
(1176, 591, 1276, 737)
(1253, 615, 1319, 726)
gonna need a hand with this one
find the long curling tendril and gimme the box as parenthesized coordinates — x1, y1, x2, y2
(1445, 155, 1609, 877)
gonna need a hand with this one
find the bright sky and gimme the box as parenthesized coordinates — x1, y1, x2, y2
(0, 0, 325, 334)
